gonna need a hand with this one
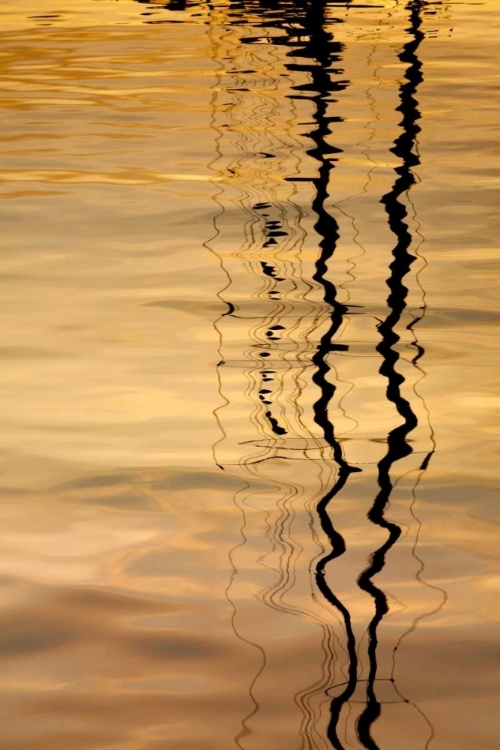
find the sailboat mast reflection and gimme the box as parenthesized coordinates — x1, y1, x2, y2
(205, 2, 356, 746)
(199, 0, 443, 747)
(353, 3, 436, 748)
(282, 2, 363, 746)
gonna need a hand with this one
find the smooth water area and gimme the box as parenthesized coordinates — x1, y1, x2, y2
(0, 1, 499, 748)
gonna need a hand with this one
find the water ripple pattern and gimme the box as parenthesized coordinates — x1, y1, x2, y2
(0, 1, 498, 749)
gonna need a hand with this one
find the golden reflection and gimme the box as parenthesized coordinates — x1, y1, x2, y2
(0, 1, 498, 749)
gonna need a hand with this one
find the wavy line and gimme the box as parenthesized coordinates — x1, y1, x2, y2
(354, 2, 433, 748)
(206, 6, 349, 748)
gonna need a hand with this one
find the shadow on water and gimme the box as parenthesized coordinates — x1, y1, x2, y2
(133, 0, 448, 747)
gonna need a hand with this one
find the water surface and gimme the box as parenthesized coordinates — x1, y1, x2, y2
(0, 1, 499, 748)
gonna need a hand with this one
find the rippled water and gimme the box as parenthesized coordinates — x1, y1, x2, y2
(0, 1, 499, 748)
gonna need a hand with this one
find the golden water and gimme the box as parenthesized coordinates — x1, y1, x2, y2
(0, 1, 499, 748)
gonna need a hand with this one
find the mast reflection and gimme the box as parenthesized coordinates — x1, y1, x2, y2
(133, 0, 446, 747)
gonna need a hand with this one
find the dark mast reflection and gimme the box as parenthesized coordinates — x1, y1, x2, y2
(356, 2, 429, 748)
(281, 2, 363, 748)
(204, 3, 355, 748)
(206, 2, 359, 747)
(134, 0, 439, 748)
(282, 0, 438, 747)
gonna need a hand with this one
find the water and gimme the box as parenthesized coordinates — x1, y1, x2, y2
(0, 1, 499, 748)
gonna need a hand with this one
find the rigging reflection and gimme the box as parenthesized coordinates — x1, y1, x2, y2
(206, 3, 353, 746)
(133, 0, 448, 747)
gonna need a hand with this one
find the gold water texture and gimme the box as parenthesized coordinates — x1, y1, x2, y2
(0, 1, 499, 749)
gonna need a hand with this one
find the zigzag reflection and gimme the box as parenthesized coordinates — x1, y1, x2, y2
(206, 5, 347, 747)
(133, 0, 447, 747)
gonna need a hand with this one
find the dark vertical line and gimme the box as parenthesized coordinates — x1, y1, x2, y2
(286, 3, 362, 748)
(355, 2, 425, 747)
